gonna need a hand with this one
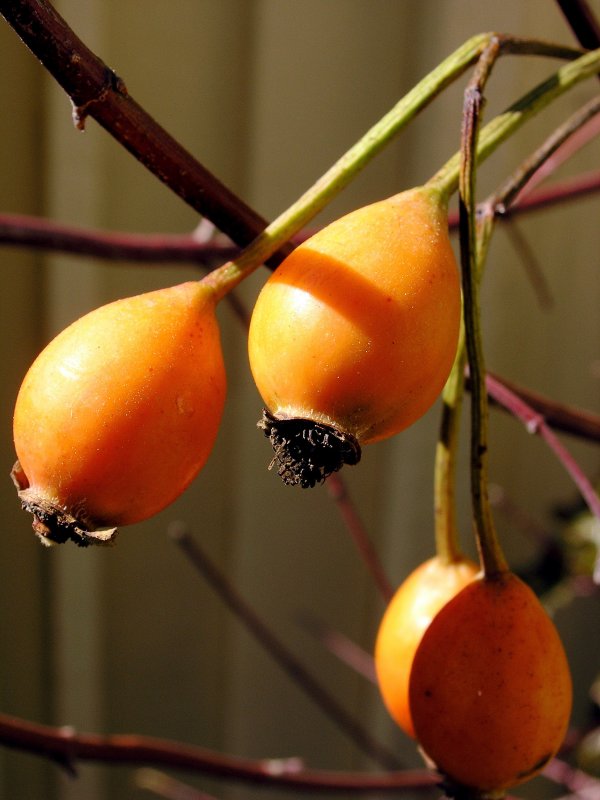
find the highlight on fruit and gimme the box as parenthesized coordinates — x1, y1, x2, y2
(12, 280, 226, 547)
(248, 185, 461, 487)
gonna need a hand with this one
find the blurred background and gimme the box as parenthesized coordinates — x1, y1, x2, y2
(0, 1, 599, 798)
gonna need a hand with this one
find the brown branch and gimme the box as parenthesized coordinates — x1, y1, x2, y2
(1, 220, 596, 447)
(0, 213, 238, 265)
(296, 612, 377, 683)
(326, 474, 394, 602)
(485, 93, 600, 215)
(169, 524, 403, 772)
(556, 0, 600, 50)
(2, 168, 598, 265)
(0, 0, 290, 267)
(446, 168, 600, 229)
(486, 372, 600, 444)
(485, 373, 600, 521)
(0, 710, 436, 793)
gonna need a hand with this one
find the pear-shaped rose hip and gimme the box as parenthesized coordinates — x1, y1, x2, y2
(375, 555, 478, 738)
(12, 280, 226, 546)
(247, 185, 461, 487)
(409, 571, 572, 793)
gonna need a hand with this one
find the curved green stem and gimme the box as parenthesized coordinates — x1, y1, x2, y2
(436, 94, 600, 574)
(434, 325, 467, 564)
(205, 44, 599, 301)
(458, 44, 509, 578)
(428, 46, 600, 198)
(204, 32, 492, 300)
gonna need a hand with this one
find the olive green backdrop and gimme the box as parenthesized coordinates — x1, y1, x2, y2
(0, 2, 598, 799)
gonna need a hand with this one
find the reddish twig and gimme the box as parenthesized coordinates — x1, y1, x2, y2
(543, 755, 600, 797)
(1, 169, 598, 264)
(326, 475, 394, 602)
(485, 373, 600, 523)
(0, 710, 436, 793)
(485, 371, 600, 444)
(485, 93, 600, 215)
(511, 109, 600, 200)
(446, 168, 600, 229)
(169, 524, 403, 771)
(0, 214, 238, 264)
(296, 612, 377, 683)
(0, 0, 290, 268)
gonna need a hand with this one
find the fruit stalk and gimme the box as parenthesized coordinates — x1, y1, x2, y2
(428, 46, 600, 198)
(205, 45, 600, 303)
(433, 330, 467, 564)
(203, 32, 491, 299)
(457, 43, 509, 578)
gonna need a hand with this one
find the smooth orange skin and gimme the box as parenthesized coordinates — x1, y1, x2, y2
(375, 556, 478, 738)
(13, 281, 226, 528)
(409, 572, 573, 793)
(248, 186, 461, 444)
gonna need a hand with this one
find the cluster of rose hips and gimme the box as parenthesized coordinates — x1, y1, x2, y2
(11, 183, 572, 797)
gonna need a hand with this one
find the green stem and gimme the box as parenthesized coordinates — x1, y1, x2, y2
(434, 40, 504, 570)
(434, 324, 467, 564)
(458, 44, 509, 578)
(202, 32, 492, 299)
(486, 92, 600, 214)
(205, 44, 598, 302)
(428, 47, 600, 198)
(434, 60, 600, 571)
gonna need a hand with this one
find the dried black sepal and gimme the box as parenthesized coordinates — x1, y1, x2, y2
(11, 460, 117, 547)
(258, 408, 361, 488)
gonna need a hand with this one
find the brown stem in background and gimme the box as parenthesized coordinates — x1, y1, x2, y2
(296, 612, 377, 683)
(556, 0, 600, 50)
(169, 524, 403, 771)
(0, 215, 239, 264)
(446, 168, 600, 228)
(326, 475, 394, 601)
(485, 373, 600, 522)
(0, 0, 290, 268)
(0, 710, 436, 793)
(1, 168, 599, 264)
(486, 94, 600, 214)
(502, 221, 555, 309)
(485, 372, 600, 443)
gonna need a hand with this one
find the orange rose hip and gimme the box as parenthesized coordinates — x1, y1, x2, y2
(12, 280, 226, 546)
(409, 571, 572, 793)
(248, 185, 461, 487)
(375, 555, 478, 738)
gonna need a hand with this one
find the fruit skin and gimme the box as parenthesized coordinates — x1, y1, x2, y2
(248, 186, 461, 450)
(375, 556, 478, 738)
(409, 571, 573, 793)
(13, 280, 226, 545)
